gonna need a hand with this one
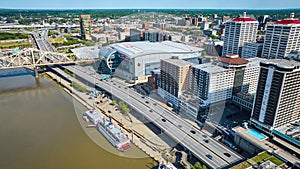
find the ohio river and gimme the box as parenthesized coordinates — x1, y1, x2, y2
(0, 72, 156, 169)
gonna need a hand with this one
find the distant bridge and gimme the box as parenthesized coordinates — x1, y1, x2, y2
(0, 48, 97, 76)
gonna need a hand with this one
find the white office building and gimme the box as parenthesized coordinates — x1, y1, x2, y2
(261, 12, 300, 59)
(241, 42, 263, 58)
(189, 55, 264, 106)
(190, 63, 235, 105)
(222, 12, 259, 57)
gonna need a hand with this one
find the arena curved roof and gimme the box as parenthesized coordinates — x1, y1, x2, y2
(100, 41, 204, 60)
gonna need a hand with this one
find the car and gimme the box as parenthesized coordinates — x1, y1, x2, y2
(203, 139, 209, 143)
(224, 153, 231, 157)
(118, 86, 121, 88)
(108, 110, 111, 113)
(141, 96, 145, 99)
(95, 82, 98, 84)
(145, 101, 149, 104)
(149, 110, 153, 112)
(153, 103, 157, 105)
(125, 87, 128, 89)
(206, 154, 213, 159)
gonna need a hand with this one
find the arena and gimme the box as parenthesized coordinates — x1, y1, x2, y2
(99, 41, 204, 83)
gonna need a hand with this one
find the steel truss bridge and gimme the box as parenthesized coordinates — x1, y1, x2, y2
(0, 48, 95, 70)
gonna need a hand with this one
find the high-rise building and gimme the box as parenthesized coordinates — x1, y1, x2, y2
(222, 12, 258, 57)
(158, 57, 194, 107)
(80, 14, 92, 40)
(142, 23, 150, 30)
(143, 31, 158, 42)
(190, 63, 235, 105)
(130, 29, 142, 42)
(242, 42, 263, 58)
(200, 21, 210, 30)
(190, 55, 263, 106)
(222, 16, 231, 23)
(250, 59, 300, 134)
(191, 18, 199, 26)
(261, 12, 300, 59)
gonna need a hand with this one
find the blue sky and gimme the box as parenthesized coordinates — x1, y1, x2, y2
(1, 0, 300, 9)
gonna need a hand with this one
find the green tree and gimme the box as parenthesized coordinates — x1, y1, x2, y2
(201, 51, 207, 57)
(111, 100, 116, 106)
(71, 81, 87, 93)
(119, 101, 130, 114)
(192, 162, 203, 169)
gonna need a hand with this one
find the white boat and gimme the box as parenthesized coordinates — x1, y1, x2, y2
(97, 117, 131, 151)
(83, 109, 102, 125)
(157, 160, 177, 169)
(83, 109, 131, 151)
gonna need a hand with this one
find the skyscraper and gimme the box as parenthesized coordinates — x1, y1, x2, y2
(261, 12, 300, 59)
(250, 59, 300, 134)
(80, 14, 92, 40)
(222, 12, 258, 57)
(158, 57, 193, 107)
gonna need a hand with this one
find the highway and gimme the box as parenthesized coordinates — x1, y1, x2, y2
(52, 66, 229, 168)
(69, 65, 243, 164)
(34, 33, 243, 168)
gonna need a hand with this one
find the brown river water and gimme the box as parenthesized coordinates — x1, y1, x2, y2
(0, 72, 156, 169)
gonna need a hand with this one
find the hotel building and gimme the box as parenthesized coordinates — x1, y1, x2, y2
(262, 12, 300, 59)
(250, 59, 300, 133)
(222, 12, 258, 57)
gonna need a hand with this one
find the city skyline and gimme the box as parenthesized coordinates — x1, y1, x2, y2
(1, 0, 300, 9)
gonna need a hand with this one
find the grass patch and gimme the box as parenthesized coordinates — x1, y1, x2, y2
(231, 151, 284, 169)
(64, 69, 75, 77)
(0, 41, 31, 49)
(39, 73, 52, 80)
(267, 156, 284, 166)
(71, 81, 87, 93)
(0, 32, 30, 40)
(230, 161, 251, 169)
(251, 152, 271, 163)
(49, 36, 65, 43)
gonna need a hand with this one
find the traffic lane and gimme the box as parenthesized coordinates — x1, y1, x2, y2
(68, 65, 242, 162)
(105, 82, 228, 168)
(65, 67, 228, 168)
(129, 86, 242, 161)
(68, 65, 242, 161)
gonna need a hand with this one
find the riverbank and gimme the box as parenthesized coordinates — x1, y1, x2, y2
(45, 70, 167, 163)
(0, 74, 156, 169)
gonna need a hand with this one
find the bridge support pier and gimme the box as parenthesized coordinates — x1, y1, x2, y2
(34, 67, 39, 78)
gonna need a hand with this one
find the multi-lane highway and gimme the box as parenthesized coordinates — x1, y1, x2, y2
(68, 66, 243, 166)
(34, 33, 243, 168)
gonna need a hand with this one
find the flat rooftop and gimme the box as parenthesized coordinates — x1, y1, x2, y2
(193, 62, 229, 73)
(261, 59, 300, 70)
(110, 41, 203, 57)
(162, 58, 195, 67)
